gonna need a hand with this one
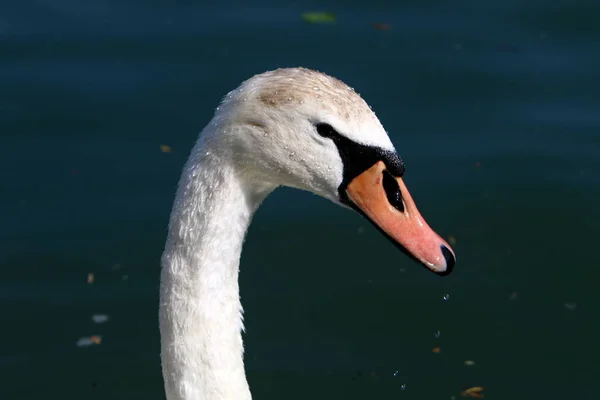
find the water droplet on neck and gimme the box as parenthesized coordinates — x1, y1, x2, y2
(289, 151, 296, 157)
(287, 97, 292, 101)
(443, 294, 450, 301)
(300, 100, 305, 104)
(263, 133, 268, 137)
(313, 86, 320, 91)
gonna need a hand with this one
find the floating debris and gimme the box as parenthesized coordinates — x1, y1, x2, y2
(461, 386, 484, 398)
(432, 347, 441, 353)
(371, 23, 391, 31)
(87, 273, 94, 284)
(76, 335, 102, 347)
(301, 12, 336, 24)
(91, 314, 109, 324)
(443, 294, 450, 301)
(464, 360, 476, 366)
(160, 144, 173, 153)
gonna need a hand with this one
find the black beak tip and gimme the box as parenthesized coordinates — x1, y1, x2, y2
(437, 245, 455, 276)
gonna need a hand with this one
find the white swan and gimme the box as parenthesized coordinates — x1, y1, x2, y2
(159, 68, 455, 400)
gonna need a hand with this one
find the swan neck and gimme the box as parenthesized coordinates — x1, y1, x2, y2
(159, 143, 270, 400)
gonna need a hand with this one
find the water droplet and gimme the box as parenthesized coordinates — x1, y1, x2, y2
(287, 97, 292, 101)
(216, 107, 220, 111)
(313, 86, 320, 90)
(289, 151, 296, 157)
(443, 294, 450, 301)
(269, 100, 275, 104)
(263, 133, 268, 137)
(333, 97, 340, 103)
(393, 370, 399, 376)
(242, 97, 247, 102)
(434, 330, 441, 338)
(274, 90, 279, 95)
(300, 100, 305, 104)
(401, 384, 406, 391)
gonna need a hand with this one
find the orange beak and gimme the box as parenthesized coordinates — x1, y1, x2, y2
(345, 161, 455, 275)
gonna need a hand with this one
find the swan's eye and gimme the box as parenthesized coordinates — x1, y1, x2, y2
(382, 170, 405, 212)
(315, 123, 337, 138)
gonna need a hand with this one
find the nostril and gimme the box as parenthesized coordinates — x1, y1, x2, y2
(382, 170, 404, 212)
(439, 245, 456, 276)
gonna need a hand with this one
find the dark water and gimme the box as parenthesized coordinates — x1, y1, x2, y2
(1, 1, 599, 399)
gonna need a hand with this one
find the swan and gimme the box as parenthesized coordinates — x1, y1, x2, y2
(159, 67, 456, 400)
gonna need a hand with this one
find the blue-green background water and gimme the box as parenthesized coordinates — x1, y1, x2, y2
(1, 1, 599, 399)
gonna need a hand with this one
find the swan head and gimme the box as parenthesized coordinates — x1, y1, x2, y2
(206, 68, 455, 275)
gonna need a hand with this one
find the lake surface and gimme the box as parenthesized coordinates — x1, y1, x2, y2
(1, 1, 599, 399)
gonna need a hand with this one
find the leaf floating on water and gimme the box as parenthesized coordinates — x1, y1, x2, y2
(90, 335, 102, 344)
(461, 386, 484, 398)
(87, 273, 94, 284)
(76, 335, 102, 347)
(160, 144, 172, 153)
(371, 23, 391, 31)
(91, 314, 109, 324)
(448, 235, 457, 245)
(301, 12, 336, 24)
